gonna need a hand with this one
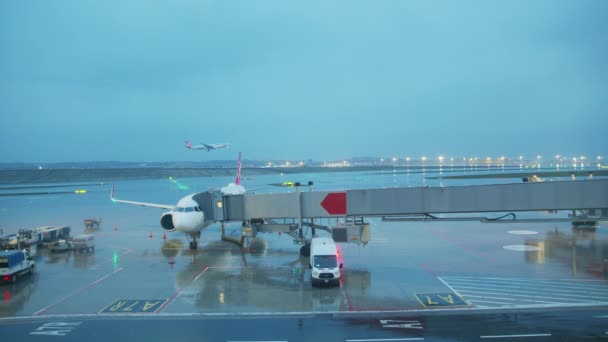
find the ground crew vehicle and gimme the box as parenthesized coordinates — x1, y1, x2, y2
(72, 234, 95, 253)
(0, 250, 34, 283)
(50, 239, 72, 253)
(309, 237, 342, 287)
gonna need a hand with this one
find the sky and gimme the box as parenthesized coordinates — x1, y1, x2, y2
(1, 1, 606, 163)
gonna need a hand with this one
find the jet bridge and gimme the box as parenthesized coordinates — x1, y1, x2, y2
(200, 180, 608, 251)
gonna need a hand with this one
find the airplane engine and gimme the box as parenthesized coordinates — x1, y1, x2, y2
(160, 212, 176, 232)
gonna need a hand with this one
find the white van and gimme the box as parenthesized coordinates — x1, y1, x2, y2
(309, 237, 342, 287)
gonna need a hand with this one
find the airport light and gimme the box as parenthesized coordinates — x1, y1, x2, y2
(392, 157, 397, 162)
(299, 161, 304, 166)
(421, 156, 427, 161)
(405, 157, 411, 162)
(438, 156, 444, 162)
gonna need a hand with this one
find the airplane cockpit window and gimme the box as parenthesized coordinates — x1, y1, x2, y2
(185, 207, 194, 212)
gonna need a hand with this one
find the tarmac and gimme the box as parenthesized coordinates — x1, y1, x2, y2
(1, 173, 607, 340)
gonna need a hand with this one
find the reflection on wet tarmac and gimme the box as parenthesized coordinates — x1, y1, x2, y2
(0, 275, 37, 316)
(525, 226, 606, 278)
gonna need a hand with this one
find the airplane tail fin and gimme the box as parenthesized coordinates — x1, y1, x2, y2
(185, 140, 192, 149)
(235, 152, 242, 185)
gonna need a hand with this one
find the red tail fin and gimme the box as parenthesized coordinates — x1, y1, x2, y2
(235, 152, 242, 185)
(185, 140, 191, 149)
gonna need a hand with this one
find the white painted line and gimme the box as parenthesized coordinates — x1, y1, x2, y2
(442, 279, 608, 297)
(436, 277, 470, 305)
(227, 341, 288, 342)
(441, 276, 608, 288)
(444, 278, 608, 294)
(442, 276, 608, 285)
(449, 284, 608, 301)
(462, 295, 558, 304)
(480, 333, 551, 339)
(346, 338, 424, 342)
(8, 301, 608, 322)
(459, 289, 604, 303)
(468, 300, 512, 305)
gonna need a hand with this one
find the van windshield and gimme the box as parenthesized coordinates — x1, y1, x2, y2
(314, 255, 337, 268)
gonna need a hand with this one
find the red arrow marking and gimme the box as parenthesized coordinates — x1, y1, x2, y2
(321, 192, 347, 215)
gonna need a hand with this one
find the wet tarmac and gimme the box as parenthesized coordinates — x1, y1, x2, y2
(0, 171, 607, 324)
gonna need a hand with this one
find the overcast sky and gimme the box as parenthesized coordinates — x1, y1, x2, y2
(1, 1, 606, 162)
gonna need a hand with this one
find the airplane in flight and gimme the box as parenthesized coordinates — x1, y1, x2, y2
(111, 152, 246, 249)
(184, 141, 230, 151)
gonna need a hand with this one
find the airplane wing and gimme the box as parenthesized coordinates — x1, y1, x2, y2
(111, 185, 175, 210)
(201, 143, 215, 149)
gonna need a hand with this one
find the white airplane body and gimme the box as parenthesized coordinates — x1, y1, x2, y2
(185, 140, 230, 151)
(111, 152, 245, 249)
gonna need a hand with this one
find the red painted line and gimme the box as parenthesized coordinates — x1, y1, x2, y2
(419, 262, 437, 277)
(155, 266, 208, 314)
(34, 267, 124, 316)
(425, 226, 496, 263)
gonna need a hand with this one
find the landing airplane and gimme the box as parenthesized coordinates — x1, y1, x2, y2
(111, 152, 246, 249)
(185, 141, 230, 151)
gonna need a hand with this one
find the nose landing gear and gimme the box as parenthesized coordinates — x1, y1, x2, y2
(187, 231, 201, 250)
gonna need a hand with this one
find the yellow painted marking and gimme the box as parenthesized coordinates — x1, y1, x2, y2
(426, 296, 438, 305)
(438, 294, 454, 304)
(123, 301, 140, 311)
(143, 301, 161, 311)
(109, 301, 127, 311)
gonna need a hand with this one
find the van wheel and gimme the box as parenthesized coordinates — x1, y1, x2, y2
(29, 266, 34, 275)
(299, 245, 310, 257)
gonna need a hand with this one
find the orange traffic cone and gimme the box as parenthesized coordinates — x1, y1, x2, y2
(169, 257, 175, 264)
(114, 224, 117, 231)
(149, 232, 153, 239)
(163, 233, 166, 240)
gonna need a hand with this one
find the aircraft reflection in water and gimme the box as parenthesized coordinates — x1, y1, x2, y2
(161, 238, 371, 312)
(524, 226, 606, 278)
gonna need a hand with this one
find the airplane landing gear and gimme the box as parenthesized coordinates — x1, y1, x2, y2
(187, 232, 201, 250)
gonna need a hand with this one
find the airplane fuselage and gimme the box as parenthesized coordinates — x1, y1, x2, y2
(160, 195, 207, 234)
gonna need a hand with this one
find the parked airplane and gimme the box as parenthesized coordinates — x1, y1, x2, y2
(185, 141, 230, 151)
(111, 152, 246, 249)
